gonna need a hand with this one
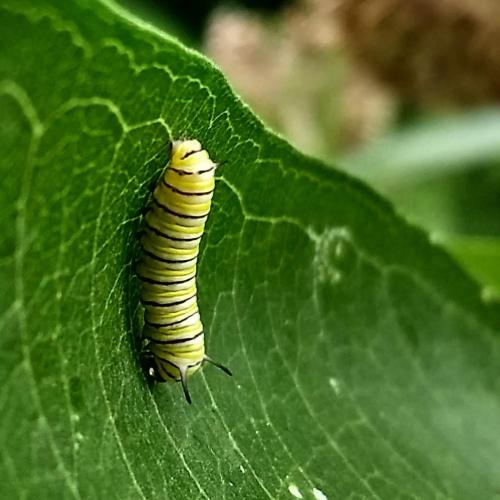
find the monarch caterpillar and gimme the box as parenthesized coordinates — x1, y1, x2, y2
(138, 139, 231, 403)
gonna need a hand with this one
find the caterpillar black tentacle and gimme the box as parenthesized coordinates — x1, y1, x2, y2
(137, 139, 231, 403)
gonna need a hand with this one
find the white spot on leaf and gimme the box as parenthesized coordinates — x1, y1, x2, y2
(74, 432, 84, 451)
(312, 487, 328, 500)
(328, 377, 341, 395)
(288, 484, 303, 498)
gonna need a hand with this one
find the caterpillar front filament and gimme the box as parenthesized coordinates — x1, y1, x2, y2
(138, 139, 231, 403)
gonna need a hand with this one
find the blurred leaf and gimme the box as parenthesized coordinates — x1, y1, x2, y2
(385, 164, 500, 237)
(342, 108, 500, 189)
(1, 1, 500, 499)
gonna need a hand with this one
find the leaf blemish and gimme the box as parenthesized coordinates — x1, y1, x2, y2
(313, 227, 356, 285)
(312, 487, 328, 500)
(288, 483, 303, 498)
(328, 377, 341, 396)
(74, 432, 85, 452)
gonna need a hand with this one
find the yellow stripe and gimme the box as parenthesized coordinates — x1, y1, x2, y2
(137, 262, 196, 278)
(143, 287, 196, 300)
(149, 320, 202, 335)
(142, 238, 199, 258)
(147, 218, 204, 238)
(154, 194, 211, 215)
(146, 302, 198, 321)
(165, 172, 215, 191)
(147, 212, 204, 235)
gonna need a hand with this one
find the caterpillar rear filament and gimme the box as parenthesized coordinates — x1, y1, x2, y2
(138, 139, 231, 403)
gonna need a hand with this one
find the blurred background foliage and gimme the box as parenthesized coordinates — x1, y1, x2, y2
(121, 0, 500, 299)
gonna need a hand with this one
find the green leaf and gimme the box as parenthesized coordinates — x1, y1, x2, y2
(1, 2, 500, 499)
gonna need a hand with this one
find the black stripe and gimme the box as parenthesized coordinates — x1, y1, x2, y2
(163, 179, 214, 197)
(142, 246, 197, 265)
(146, 310, 198, 329)
(143, 220, 202, 242)
(169, 166, 216, 176)
(138, 275, 194, 286)
(155, 356, 203, 370)
(157, 357, 180, 371)
(181, 148, 202, 159)
(153, 196, 208, 219)
(148, 330, 204, 345)
(161, 370, 177, 381)
(155, 362, 178, 381)
(142, 293, 196, 307)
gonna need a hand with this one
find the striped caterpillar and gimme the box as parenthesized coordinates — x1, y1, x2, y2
(138, 140, 231, 403)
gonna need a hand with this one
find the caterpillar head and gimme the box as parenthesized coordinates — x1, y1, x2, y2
(171, 139, 211, 166)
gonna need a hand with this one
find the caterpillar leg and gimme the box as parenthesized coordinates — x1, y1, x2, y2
(179, 366, 192, 404)
(179, 358, 231, 405)
(204, 355, 232, 377)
